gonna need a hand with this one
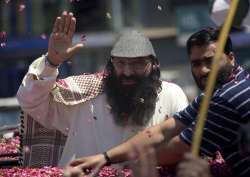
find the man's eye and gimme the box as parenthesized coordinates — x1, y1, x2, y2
(192, 62, 200, 67)
(206, 58, 213, 65)
(134, 61, 147, 66)
(116, 61, 124, 65)
(133, 62, 142, 66)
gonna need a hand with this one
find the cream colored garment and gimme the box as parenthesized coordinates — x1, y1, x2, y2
(17, 55, 188, 166)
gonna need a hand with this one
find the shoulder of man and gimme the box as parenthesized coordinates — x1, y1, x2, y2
(51, 72, 105, 105)
(160, 80, 185, 94)
(211, 69, 250, 115)
(215, 68, 249, 102)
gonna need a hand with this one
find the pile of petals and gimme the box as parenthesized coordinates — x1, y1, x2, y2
(0, 136, 20, 161)
(0, 167, 63, 177)
(0, 158, 232, 177)
(0, 136, 232, 177)
(0, 167, 131, 177)
(91, 166, 132, 177)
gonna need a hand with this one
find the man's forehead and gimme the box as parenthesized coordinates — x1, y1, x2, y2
(190, 43, 217, 58)
(112, 56, 151, 61)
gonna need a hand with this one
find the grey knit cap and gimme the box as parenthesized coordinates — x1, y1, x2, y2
(111, 29, 156, 58)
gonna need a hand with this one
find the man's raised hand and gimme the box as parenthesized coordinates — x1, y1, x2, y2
(48, 11, 84, 66)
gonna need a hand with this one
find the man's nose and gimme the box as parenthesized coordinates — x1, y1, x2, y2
(123, 64, 134, 76)
(200, 65, 210, 76)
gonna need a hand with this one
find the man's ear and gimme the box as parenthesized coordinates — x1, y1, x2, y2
(228, 52, 236, 66)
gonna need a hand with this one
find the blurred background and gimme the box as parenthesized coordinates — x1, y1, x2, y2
(0, 0, 249, 128)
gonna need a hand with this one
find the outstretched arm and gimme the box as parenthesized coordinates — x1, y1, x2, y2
(64, 117, 187, 176)
(106, 117, 186, 164)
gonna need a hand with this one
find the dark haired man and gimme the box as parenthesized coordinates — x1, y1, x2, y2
(16, 11, 188, 166)
(67, 27, 250, 177)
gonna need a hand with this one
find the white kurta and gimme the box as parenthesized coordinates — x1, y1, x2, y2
(17, 55, 188, 166)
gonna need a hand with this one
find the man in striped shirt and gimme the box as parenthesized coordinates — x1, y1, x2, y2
(64, 27, 250, 177)
(173, 27, 250, 177)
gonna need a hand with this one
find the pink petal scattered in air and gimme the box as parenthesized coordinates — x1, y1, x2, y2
(106, 12, 112, 19)
(69, 0, 80, 3)
(0, 31, 7, 39)
(40, 33, 47, 40)
(0, 42, 6, 48)
(80, 34, 86, 42)
(157, 5, 162, 11)
(18, 4, 26, 12)
(23, 145, 30, 153)
(5, 0, 10, 4)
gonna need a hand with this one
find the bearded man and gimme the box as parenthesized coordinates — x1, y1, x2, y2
(17, 11, 188, 166)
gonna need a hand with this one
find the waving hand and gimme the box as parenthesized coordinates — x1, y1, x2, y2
(48, 11, 84, 65)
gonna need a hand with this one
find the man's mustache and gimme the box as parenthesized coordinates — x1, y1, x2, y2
(200, 75, 208, 82)
(118, 75, 140, 82)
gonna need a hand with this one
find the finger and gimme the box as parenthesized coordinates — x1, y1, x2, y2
(88, 161, 103, 177)
(65, 12, 73, 34)
(69, 159, 85, 167)
(177, 168, 199, 177)
(68, 17, 76, 39)
(67, 43, 84, 58)
(64, 12, 72, 34)
(177, 163, 204, 177)
(77, 161, 93, 171)
(52, 17, 62, 33)
(63, 166, 83, 177)
(177, 161, 191, 172)
(176, 169, 189, 177)
(183, 152, 196, 161)
(59, 11, 67, 33)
